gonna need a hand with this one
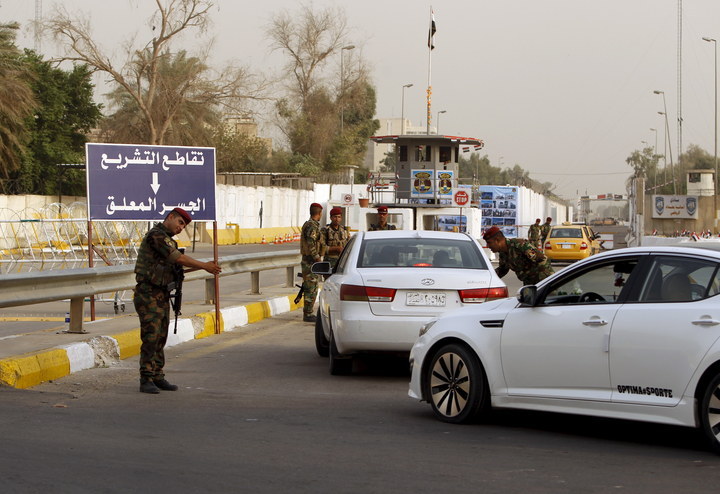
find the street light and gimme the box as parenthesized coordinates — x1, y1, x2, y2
(650, 127, 658, 186)
(654, 90, 676, 194)
(703, 37, 717, 196)
(401, 83, 413, 135)
(658, 113, 669, 184)
(436, 110, 446, 135)
(340, 44, 355, 133)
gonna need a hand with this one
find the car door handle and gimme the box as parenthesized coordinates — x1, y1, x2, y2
(582, 318, 607, 326)
(692, 318, 720, 326)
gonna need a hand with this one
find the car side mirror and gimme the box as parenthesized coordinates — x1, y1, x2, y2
(311, 261, 332, 275)
(517, 285, 538, 306)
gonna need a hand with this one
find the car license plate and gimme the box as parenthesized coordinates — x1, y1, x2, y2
(561, 244, 573, 249)
(406, 292, 446, 306)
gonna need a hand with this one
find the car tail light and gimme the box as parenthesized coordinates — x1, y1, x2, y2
(580, 242, 588, 250)
(544, 242, 551, 250)
(340, 284, 396, 302)
(458, 286, 509, 303)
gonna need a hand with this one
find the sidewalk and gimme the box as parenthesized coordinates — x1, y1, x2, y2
(0, 284, 302, 389)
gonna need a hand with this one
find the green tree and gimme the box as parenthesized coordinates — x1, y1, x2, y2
(212, 123, 273, 172)
(626, 146, 664, 193)
(14, 51, 102, 195)
(267, 3, 378, 174)
(0, 22, 36, 187)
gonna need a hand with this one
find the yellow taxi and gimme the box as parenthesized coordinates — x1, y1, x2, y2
(544, 223, 602, 261)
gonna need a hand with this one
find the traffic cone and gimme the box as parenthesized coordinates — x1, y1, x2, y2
(261, 235, 267, 244)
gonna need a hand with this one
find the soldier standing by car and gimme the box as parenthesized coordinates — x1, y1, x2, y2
(300, 203, 323, 322)
(483, 225, 554, 285)
(528, 218, 542, 248)
(540, 216, 552, 248)
(369, 205, 396, 231)
(134, 207, 222, 394)
(321, 207, 350, 270)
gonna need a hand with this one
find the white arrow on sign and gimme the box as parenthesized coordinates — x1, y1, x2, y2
(151, 172, 160, 194)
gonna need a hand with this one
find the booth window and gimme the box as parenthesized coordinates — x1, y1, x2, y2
(439, 146, 452, 163)
(415, 145, 432, 162)
(688, 172, 701, 183)
(399, 145, 408, 162)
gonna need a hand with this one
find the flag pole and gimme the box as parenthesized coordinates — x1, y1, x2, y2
(426, 7, 434, 135)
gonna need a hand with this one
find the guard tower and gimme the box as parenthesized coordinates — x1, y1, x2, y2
(368, 134, 484, 203)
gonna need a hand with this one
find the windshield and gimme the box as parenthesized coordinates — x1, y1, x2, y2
(550, 228, 583, 239)
(358, 238, 488, 269)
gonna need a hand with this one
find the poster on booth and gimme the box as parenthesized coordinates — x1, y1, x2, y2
(479, 185, 518, 238)
(410, 169, 455, 198)
(86, 143, 217, 221)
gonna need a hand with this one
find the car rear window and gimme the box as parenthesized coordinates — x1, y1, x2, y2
(358, 238, 488, 269)
(550, 228, 583, 239)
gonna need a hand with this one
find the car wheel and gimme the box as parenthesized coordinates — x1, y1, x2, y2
(329, 330, 352, 375)
(700, 373, 720, 453)
(315, 309, 329, 357)
(425, 343, 488, 424)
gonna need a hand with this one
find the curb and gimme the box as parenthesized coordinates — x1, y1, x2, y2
(0, 294, 302, 389)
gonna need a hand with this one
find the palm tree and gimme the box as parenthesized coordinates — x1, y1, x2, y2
(0, 22, 36, 181)
(101, 50, 220, 145)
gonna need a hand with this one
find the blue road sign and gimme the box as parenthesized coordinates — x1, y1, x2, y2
(86, 143, 216, 221)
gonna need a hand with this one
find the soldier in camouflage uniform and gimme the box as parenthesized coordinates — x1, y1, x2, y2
(133, 207, 221, 394)
(540, 217, 552, 248)
(528, 218, 542, 248)
(483, 225, 554, 285)
(321, 207, 350, 270)
(368, 205, 396, 231)
(300, 203, 324, 322)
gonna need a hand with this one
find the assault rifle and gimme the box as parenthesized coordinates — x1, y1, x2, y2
(168, 248, 186, 334)
(293, 272, 304, 305)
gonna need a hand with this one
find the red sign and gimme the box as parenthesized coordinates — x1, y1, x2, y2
(454, 190, 469, 206)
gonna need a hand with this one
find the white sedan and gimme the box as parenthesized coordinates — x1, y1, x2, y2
(312, 230, 508, 375)
(409, 245, 720, 452)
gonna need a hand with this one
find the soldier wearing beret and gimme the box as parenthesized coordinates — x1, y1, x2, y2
(528, 218, 542, 248)
(483, 226, 554, 285)
(134, 207, 221, 394)
(540, 217, 552, 248)
(300, 203, 323, 322)
(321, 207, 350, 271)
(369, 205, 396, 231)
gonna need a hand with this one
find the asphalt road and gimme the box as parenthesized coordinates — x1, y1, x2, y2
(1, 305, 719, 493)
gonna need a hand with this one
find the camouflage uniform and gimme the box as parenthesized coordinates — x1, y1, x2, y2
(528, 223, 542, 248)
(540, 221, 551, 246)
(369, 223, 396, 231)
(133, 222, 182, 383)
(496, 238, 554, 285)
(321, 223, 350, 269)
(300, 217, 322, 317)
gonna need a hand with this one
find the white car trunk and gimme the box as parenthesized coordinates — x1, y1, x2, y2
(360, 267, 495, 316)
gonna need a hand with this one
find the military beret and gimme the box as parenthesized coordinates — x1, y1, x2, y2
(377, 205, 388, 213)
(482, 226, 502, 241)
(172, 207, 192, 224)
(330, 207, 342, 216)
(311, 202, 323, 209)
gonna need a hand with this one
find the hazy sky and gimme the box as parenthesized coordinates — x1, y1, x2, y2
(2, 0, 720, 200)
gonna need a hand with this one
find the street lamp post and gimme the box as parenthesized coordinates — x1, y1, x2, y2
(703, 37, 718, 197)
(658, 113, 669, 184)
(650, 127, 658, 187)
(654, 90, 676, 194)
(340, 44, 355, 133)
(436, 110, 446, 135)
(401, 83, 413, 135)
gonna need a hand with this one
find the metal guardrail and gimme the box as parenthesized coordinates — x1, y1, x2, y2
(0, 250, 301, 332)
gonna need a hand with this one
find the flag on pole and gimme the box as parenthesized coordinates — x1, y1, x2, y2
(428, 10, 436, 50)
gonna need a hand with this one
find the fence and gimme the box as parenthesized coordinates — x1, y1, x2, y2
(0, 201, 152, 274)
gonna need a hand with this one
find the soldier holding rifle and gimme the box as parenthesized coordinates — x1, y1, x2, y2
(133, 207, 221, 394)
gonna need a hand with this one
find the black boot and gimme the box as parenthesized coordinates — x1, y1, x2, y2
(139, 380, 160, 394)
(153, 378, 178, 391)
(303, 313, 316, 322)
